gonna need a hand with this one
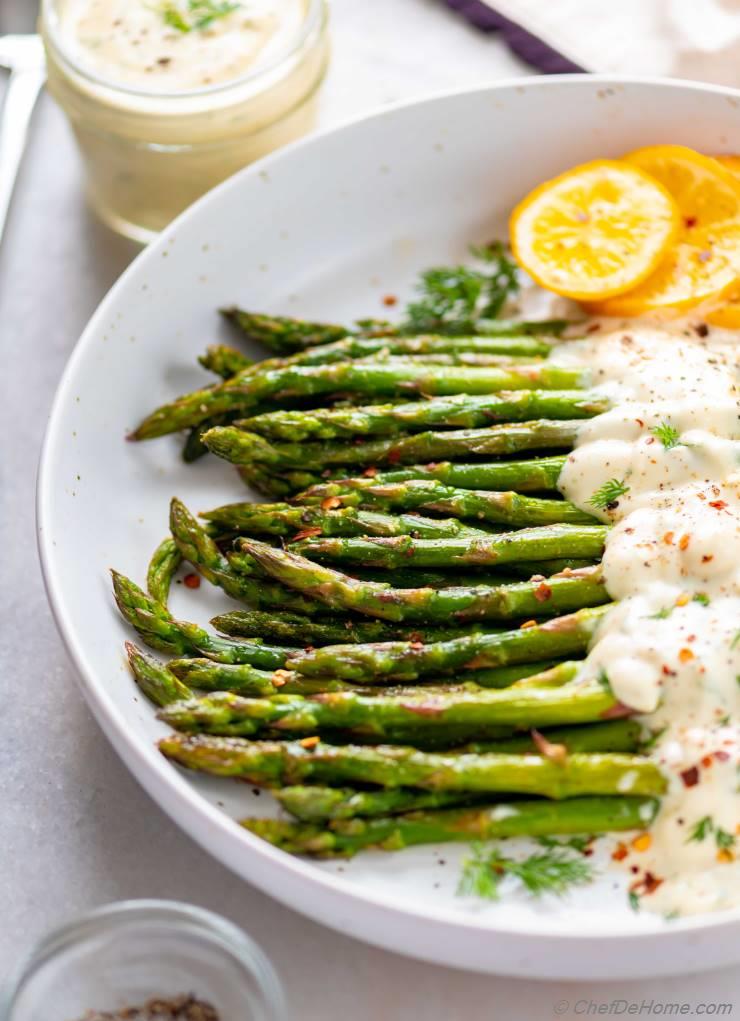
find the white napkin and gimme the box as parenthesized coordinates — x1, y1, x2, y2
(483, 0, 740, 86)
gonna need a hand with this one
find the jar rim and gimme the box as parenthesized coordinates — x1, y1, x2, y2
(3, 899, 286, 1019)
(41, 0, 326, 101)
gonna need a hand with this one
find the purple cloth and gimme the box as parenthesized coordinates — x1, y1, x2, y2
(444, 0, 585, 74)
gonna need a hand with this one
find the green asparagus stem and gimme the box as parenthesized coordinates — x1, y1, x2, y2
(169, 497, 330, 616)
(166, 658, 362, 697)
(146, 538, 182, 607)
(202, 502, 489, 540)
(160, 734, 666, 798)
(238, 539, 610, 623)
(296, 479, 596, 527)
(285, 605, 610, 682)
(111, 570, 292, 667)
(294, 456, 568, 503)
(290, 524, 608, 570)
(198, 345, 253, 379)
(275, 785, 483, 822)
(240, 391, 609, 441)
(222, 307, 348, 354)
(209, 609, 504, 645)
(158, 678, 624, 741)
(242, 796, 658, 857)
(130, 362, 588, 440)
(126, 642, 192, 705)
(470, 719, 643, 755)
(203, 419, 581, 470)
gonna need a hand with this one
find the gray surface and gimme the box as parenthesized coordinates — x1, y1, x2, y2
(1, 0, 737, 1015)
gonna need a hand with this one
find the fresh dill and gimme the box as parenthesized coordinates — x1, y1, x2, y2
(731, 630, 740, 650)
(457, 843, 594, 901)
(686, 816, 736, 850)
(158, 0, 240, 33)
(693, 592, 711, 606)
(587, 477, 630, 510)
(648, 606, 674, 620)
(399, 243, 520, 336)
(686, 815, 713, 843)
(628, 889, 641, 912)
(650, 421, 682, 450)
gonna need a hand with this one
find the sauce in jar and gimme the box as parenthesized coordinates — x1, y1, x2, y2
(41, 0, 329, 241)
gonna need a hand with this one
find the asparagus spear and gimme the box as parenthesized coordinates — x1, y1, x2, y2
(275, 785, 486, 822)
(126, 642, 192, 705)
(285, 605, 610, 682)
(158, 678, 623, 740)
(242, 797, 658, 857)
(209, 609, 503, 645)
(221, 307, 348, 354)
(146, 538, 182, 607)
(238, 539, 610, 623)
(297, 479, 596, 527)
(350, 564, 593, 588)
(469, 719, 643, 755)
(289, 525, 608, 570)
(239, 390, 608, 441)
(202, 502, 490, 540)
(199, 345, 253, 379)
(203, 419, 581, 470)
(131, 362, 588, 440)
(169, 497, 330, 616)
(160, 734, 665, 798)
(111, 570, 292, 668)
(294, 456, 568, 502)
(166, 658, 365, 697)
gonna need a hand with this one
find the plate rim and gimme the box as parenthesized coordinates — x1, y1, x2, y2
(36, 73, 740, 968)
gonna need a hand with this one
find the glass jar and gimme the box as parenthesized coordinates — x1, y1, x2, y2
(2, 900, 285, 1021)
(40, 0, 329, 242)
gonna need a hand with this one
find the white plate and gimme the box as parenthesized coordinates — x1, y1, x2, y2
(38, 76, 740, 979)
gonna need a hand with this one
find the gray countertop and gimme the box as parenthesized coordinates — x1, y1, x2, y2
(1, 1, 737, 1015)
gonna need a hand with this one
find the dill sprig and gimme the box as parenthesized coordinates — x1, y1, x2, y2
(400, 243, 520, 336)
(158, 0, 240, 33)
(650, 421, 682, 450)
(588, 477, 630, 510)
(686, 816, 736, 850)
(457, 842, 594, 901)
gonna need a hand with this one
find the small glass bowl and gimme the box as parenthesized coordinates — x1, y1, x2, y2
(40, 0, 330, 242)
(2, 900, 285, 1021)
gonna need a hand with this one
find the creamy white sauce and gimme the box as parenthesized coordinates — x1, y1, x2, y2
(55, 0, 307, 91)
(554, 326, 740, 917)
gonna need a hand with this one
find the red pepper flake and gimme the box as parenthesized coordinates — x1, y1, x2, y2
(709, 500, 728, 510)
(272, 670, 290, 688)
(531, 728, 567, 764)
(612, 842, 629, 862)
(409, 641, 424, 650)
(641, 872, 664, 895)
(292, 526, 323, 542)
(520, 619, 538, 630)
(701, 755, 714, 768)
(299, 736, 320, 749)
(386, 448, 401, 464)
(678, 533, 691, 551)
(680, 766, 700, 787)
(631, 833, 652, 852)
(717, 848, 734, 864)
(635, 418, 645, 427)
(678, 647, 695, 663)
(321, 496, 342, 511)
(663, 531, 674, 545)
(684, 215, 697, 228)
(363, 466, 378, 477)
(533, 581, 553, 603)
(702, 554, 714, 563)
(714, 750, 731, 762)
(586, 322, 601, 334)
(382, 294, 398, 307)
(183, 573, 201, 589)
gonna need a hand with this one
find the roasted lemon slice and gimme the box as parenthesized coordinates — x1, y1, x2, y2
(509, 159, 679, 301)
(592, 146, 740, 316)
(705, 283, 740, 328)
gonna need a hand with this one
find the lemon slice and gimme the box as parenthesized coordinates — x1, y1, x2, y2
(509, 159, 679, 301)
(592, 146, 740, 316)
